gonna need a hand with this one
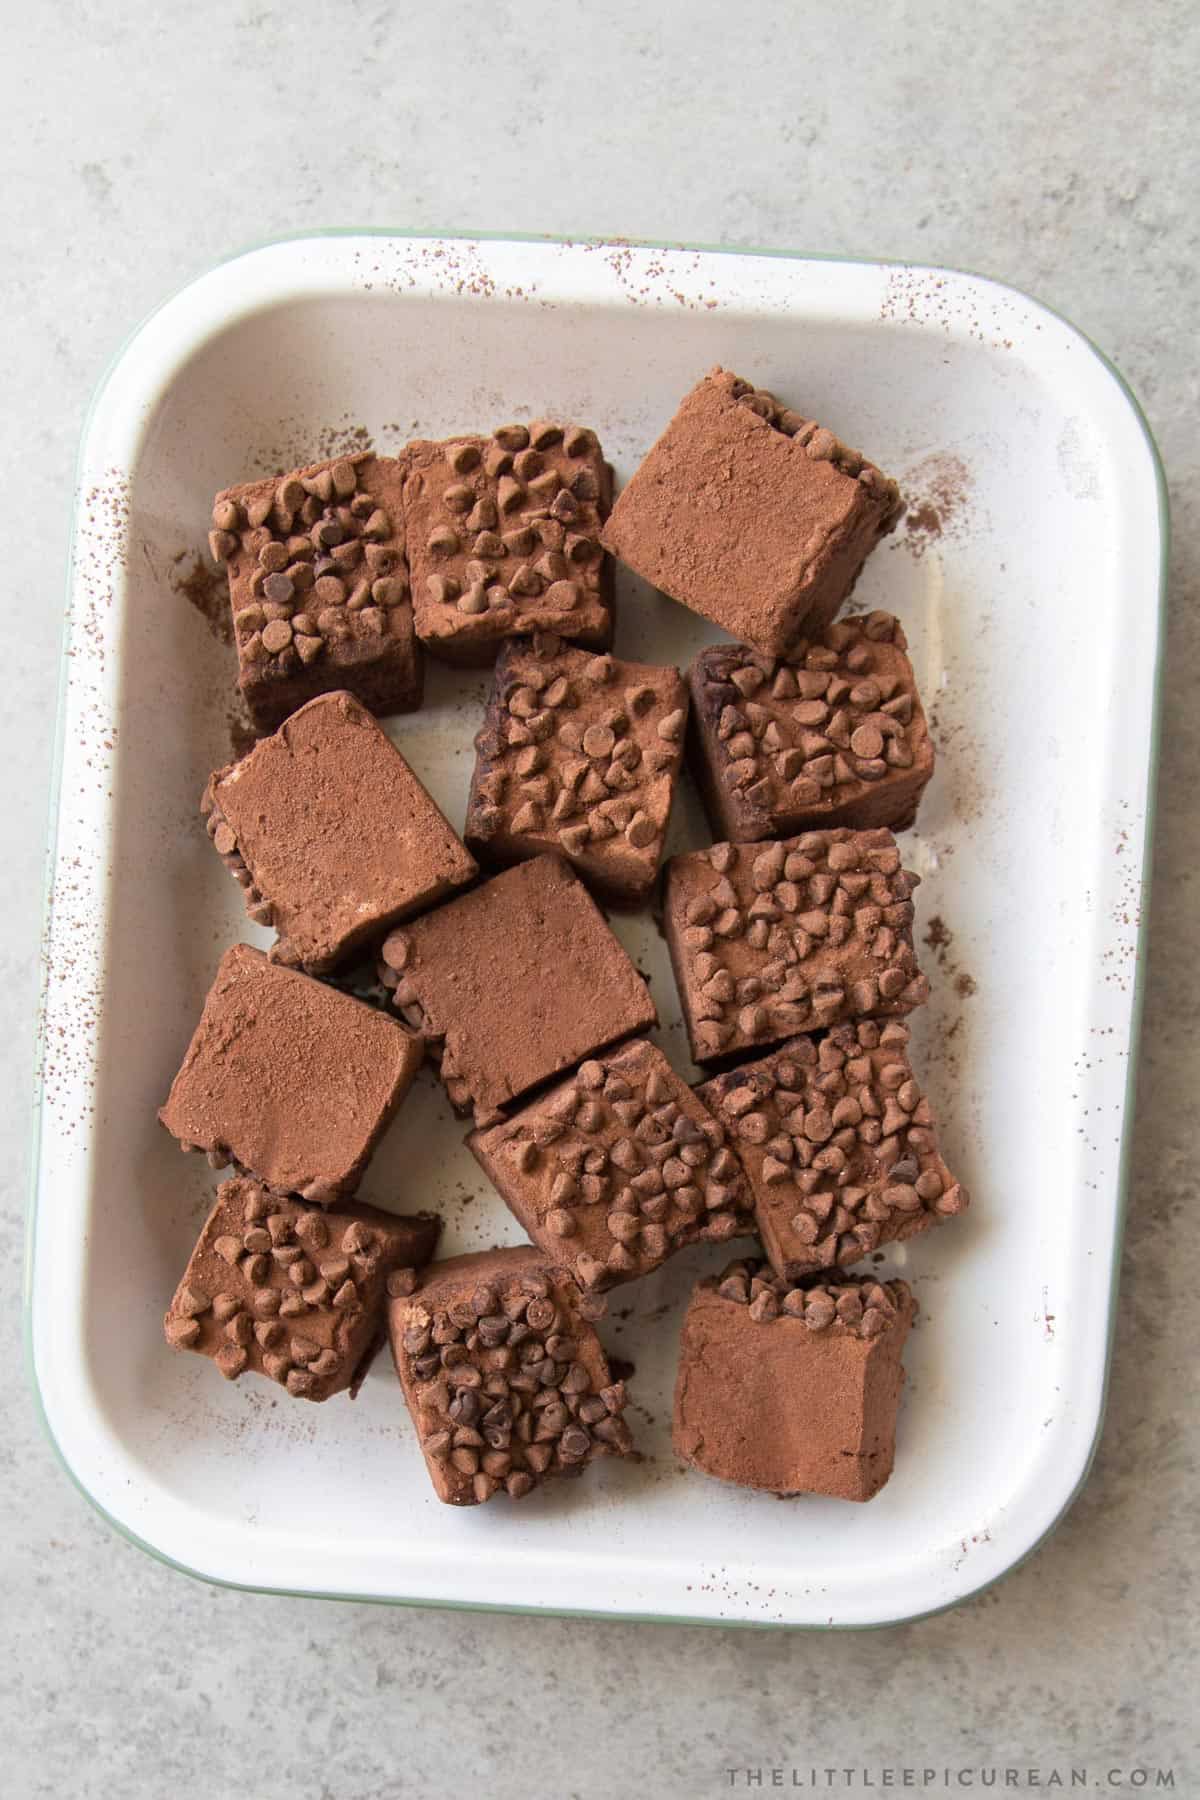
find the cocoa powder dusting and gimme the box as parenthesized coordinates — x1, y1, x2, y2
(168, 548, 262, 757)
(897, 453, 972, 559)
(923, 915, 977, 998)
(39, 473, 130, 1131)
(249, 420, 374, 478)
(170, 552, 231, 644)
(905, 502, 942, 542)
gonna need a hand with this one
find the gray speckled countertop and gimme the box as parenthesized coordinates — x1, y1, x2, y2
(4, 3, 1196, 1793)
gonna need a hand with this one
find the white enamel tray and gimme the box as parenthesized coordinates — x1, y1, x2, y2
(28, 235, 1165, 1627)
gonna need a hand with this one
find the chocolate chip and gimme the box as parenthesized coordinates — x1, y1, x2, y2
(748, 1289, 779, 1323)
(594, 1416, 633, 1453)
(308, 570, 350, 608)
(497, 475, 525, 514)
(801, 1290, 835, 1330)
(508, 447, 541, 483)
(520, 420, 560, 452)
(465, 1284, 497, 1320)
(216, 1344, 248, 1380)
(533, 550, 567, 586)
(526, 470, 559, 505)
(576, 1254, 608, 1289)
(370, 576, 406, 607)
(245, 492, 275, 528)
(578, 724, 614, 761)
(258, 575, 296, 616)
(443, 482, 476, 515)
(449, 1389, 481, 1427)
(525, 1297, 557, 1332)
(447, 441, 481, 473)
(176, 1284, 209, 1318)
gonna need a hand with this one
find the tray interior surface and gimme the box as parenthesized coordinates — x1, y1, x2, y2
(31, 239, 1159, 1625)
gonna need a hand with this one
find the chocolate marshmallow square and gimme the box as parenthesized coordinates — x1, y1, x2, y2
(403, 421, 614, 665)
(159, 943, 423, 1201)
(210, 453, 420, 731)
(165, 1177, 441, 1401)
(687, 613, 934, 844)
(663, 829, 929, 1064)
(698, 1022, 967, 1280)
(389, 1246, 633, 1505)
(377, 854, 657, 1125)
(673, 1259, 916, 1500)
(465, 635, 688, 903)
(602, 368, 900, 656)
(203, 690, 477, 973)
(468, 1039, 753, 1292)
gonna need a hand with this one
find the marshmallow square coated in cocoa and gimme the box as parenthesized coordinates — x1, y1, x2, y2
(165, 1177, 441, 1401)
(468, 1039, 753, 1291)
(203, 691, 477, 973)
(158, 944, 423, 1200)
(672, 1260, 916, 1501)
(602, 368, 901, 658)
(211, 453, 421, 730)
(389, 1245, 633, 1505)
(686, 613, 934, 844)
(465, 635, 688, 903)
(377, 854, 657, 1125)
(663, 829, 929, 1064)
(403, 421, 614, 665)
(698, 1023, 967, 1280)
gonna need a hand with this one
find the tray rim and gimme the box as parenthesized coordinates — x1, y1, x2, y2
(25, 229, 1169, 1630)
